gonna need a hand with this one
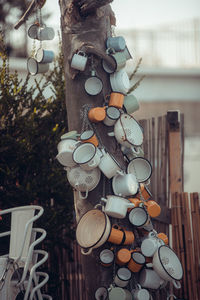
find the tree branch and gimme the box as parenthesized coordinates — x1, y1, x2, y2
(14, 0, 46, 30)
(75, 0, 113, 16)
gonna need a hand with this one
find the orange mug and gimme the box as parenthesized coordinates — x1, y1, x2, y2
(157, 232, 168, 245)
(88, 107, 106, 123)
(128, 198, 143, 212)
(127, 249, 145, 273)
(135, 184, 152, 201)
(116, 248, 131, 266)
(80, 130, 99, 147)
(108, 225, 124, 245)
(144, 200, 161, 218)
(108, 92, 124, 109)
(123, 229, 135, 245)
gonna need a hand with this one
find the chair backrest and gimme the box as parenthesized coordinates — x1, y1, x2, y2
(0, 206, 44, 262)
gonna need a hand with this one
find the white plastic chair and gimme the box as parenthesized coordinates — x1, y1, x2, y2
(0, 206, 51, 299)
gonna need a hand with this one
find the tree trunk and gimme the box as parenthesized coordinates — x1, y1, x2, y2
(58, 0, 127, 298)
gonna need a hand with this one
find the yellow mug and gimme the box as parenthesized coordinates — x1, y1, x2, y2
(157, 232, 168, 245)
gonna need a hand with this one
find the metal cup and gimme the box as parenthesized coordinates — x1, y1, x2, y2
(27, 57, 49, 76)
(36, 48, 55, 63)
(37, 26, 55, 41)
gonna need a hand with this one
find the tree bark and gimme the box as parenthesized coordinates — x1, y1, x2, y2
(58, 0, 127, 298)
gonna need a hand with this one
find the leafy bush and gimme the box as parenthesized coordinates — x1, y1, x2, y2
(0, 38, 74, 297)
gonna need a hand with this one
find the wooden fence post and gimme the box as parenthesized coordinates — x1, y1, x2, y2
(167, 110, 183, 193)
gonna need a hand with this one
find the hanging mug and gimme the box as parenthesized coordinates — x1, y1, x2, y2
(114, 267, 132, 287)
(106, 36, 126, 51)
(72, 142, 102, 171)
(84, 71, 103, 96)
(27, 57, 49, 76)
(95, 287, 108, 300)
(88, 107, 106, 123)
(129, 207, 150, 228)
(131, 284, 150, 300)
(36, 48, 55, 63)
(28, 23, 40, 39)
(123, 93, 140, 114)
(71, 51, 88, 71)
(99, 249, 114, 267)
(110, 68, 130, 94)
(107, 225, 124, 245)
(37, 26, 55, 41)
(80, 130, 99, 147)
(135, 184, 152, 201)
(127, 250, 146, 273)
(116, 248, 132, 266)
(103, 106, 120, 127)
(108, 92, 125, 109)
(109, 286, 132, 300)
(102, 48, 127, 73)
(143, 200, 161, 218)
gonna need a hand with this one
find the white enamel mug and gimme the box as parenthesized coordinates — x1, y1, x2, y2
(103, 106, 120, 126)
(109, 287, 132, 300)
(27, 57, 49, 75)
(84, 71, 103, 96)
(101, 195, 135, 219)
(99, 249, 114, 267)
(72, 143, 101, 171)
(36, 48, 55, 63)
(71, 51, 88, 71)
(102, 48, 127, 73)
(106, 36, 126, 51)
(139, 268, 166, 290)
(112, 170, 139, 197)
(141, 231, 164, 257)
(123, 94, 140, 114)
(56, 138, 79, 167)
(129, 207, 150, 228)
(37, 26, 55, 41)
(114, 267, 132, 288)
(28, 24, 39, 39)
(110, 68, 130, 94)
(98, 149, 121, 179)
(131, 284, 150, 300)
(95, 287, 108, 300)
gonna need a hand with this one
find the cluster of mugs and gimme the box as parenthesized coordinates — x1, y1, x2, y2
(56, 34, 183, 300)
(70, 36, 132, 96)
(27, 23, 55, 75)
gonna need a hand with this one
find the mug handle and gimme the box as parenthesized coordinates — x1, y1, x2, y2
(172, 280, 181, 289)
(101, 197, 107, 203)
(81, 247, 93, 255)
(107, 132, 115, 137)
(127, 203, 135, 209)
(78, 190, 88, 200)
(146, 263, 153, 268)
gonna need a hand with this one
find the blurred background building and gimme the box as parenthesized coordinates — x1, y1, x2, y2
(1, 0, 200, 192)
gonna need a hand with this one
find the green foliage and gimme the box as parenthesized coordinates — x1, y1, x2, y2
(0, 40, 74, 297)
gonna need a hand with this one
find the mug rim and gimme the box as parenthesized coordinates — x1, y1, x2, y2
(80, 130, 95, 141)
(117, 267, 132, 281)
(131, 251, 146, 265)
(129, 207, 149, 227)
(127, 157, 152, 183)
(72, 142, 96, 165)
(106, 106, 121, 120)
(84, 76, 103, 96)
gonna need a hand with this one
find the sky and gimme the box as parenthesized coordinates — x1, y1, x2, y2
(45, 0, 200, 29)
